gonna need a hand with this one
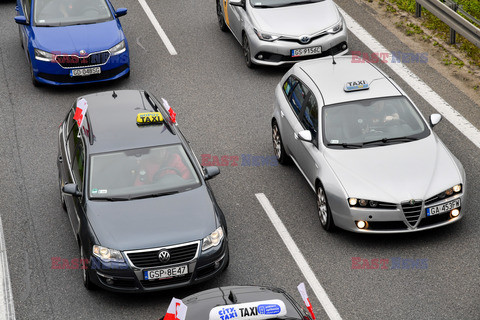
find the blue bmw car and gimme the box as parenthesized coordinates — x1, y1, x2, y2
(15, 0, 130, 86)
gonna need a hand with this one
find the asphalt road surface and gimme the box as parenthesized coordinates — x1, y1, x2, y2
(0, 0, 479, 319)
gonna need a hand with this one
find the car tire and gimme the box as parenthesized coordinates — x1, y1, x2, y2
(216, 0, 228, 32)
(317, 183, 335, 232)
(272, 121, 289, 165)
(29, 56, 40, 87)
(242, 33, 254, 68)
(19, 28, 23, 49)
(80, 244, 94, 290)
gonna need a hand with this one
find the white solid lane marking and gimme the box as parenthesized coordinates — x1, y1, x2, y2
(137, 0, 178, 55)
(338, 7, 480, 149)
(0, 217, 15, 320)
(255, 193, 342, 320)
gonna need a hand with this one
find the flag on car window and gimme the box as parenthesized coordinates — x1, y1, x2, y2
(73, 98, 88, 129)
(164, 297, 187, 320)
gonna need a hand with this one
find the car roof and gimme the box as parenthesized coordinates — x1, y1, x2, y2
(294, 55, 403, 105)
(80, 90, 180, 154)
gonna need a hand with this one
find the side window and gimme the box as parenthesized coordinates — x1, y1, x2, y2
(22, 0, 32, 22)
(66, 114, 78, 164)
(302, 94, 319, 144)
(289, 81, 310, 117)
(72, 144, 85, 192)
(283, 76, 298, 97)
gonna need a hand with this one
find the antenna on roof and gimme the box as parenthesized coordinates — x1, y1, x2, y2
(112, 91, 117, 99)
(330, 43, 336, 65)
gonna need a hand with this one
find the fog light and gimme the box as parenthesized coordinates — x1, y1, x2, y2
(258, 54, 263, 60)
(106, 278, 114, 285)
(453, 184, 461, 192)
(349, 198, 357, 206)
(356, 220, 367, 229)
(450, 209, 460, 218)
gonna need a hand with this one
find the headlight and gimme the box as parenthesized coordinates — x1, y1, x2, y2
(254, 28, 280, 42)
(436, 184, 462, 199)
(109, 40, 126, 55)
(34, 48, 54, 62)
(93, 245, 125, 263)
(326, 20, 343, 34)
(348, 198, 396, 209)
(202, 227, 224, 251)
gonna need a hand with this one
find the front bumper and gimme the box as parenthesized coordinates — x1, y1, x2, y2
(87, 240, 229, 293)
(32, 50, 130, 86)
(248, 26, 348, 66)
(332, 193, 466, 234)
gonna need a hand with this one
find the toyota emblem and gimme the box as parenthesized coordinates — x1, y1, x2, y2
(158, 250, 171, 263)
(299, 35, 310, 44)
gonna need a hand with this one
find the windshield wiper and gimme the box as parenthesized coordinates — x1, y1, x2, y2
(275, 0, 315, 7)
(129, 190, 179, 200)
(363, 136, 419, 146)
(327, 143, 363, 149)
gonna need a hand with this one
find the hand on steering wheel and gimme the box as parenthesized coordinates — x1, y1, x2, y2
(152, 167, 183, 182)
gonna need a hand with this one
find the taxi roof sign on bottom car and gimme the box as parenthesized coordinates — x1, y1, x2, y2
(209, 299, 287, 320)
(136, 112, 164, 125)
(344, 80, 369, 92)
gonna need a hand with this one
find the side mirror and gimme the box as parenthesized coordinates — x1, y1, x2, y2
(204, 166, 220, 180)
(62, 183, 82, 197)
(430, 113, 442, 127)
(115, 8, 127, 17)
(229, 0, 243, 7)
(295, 130, 312, 143)
(14, 16, 27, 25)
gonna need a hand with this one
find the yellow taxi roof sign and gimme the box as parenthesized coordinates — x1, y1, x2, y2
(136, 112, 164, 125)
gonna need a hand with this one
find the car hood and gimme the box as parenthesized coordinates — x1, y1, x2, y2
(86, 186, 218, 251)
(324, 135, 462, 203)
(32, 20, 123, 54)
(250, 0, 340, 36)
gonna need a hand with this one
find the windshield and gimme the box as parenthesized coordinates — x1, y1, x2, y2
(249, 0, 324, 8)
(323, 96, 430, 148)
(34, 0, 113, 27)
(89, 144, 201, 200)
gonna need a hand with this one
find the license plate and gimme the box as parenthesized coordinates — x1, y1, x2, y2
(70, 67, 101, 77)
(143, 265, 188, 280)
(426, 199, 461, 216)
(291, 46, 322, 57)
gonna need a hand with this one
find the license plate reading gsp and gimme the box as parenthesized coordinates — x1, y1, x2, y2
(426, 199, 461, 216)
(70, 67, 101, 77)
(143, 265, 188, 280)
(291, 46, 322, 57)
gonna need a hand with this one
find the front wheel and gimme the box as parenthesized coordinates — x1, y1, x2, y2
(317, 184, 335, 231)
(80, 244, 94, 290)
(216, 0, 228, 32)
(242, 33, 254, 68)
(272, 121, 288, 165)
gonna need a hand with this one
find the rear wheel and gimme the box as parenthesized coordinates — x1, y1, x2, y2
(216, 0, 228, 32)
(242, 33, 254, 68)
(317, 184, 335, 231)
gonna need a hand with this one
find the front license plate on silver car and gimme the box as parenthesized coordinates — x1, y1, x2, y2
(143, 265, 188, 280)
(70, 67, 101, 77)
(426, 199, 461, 216)
(291, 46, 322, 57)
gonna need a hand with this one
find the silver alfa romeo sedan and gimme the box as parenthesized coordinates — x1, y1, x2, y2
(216, 0, 348, 67)
(271, 56, 466, 233)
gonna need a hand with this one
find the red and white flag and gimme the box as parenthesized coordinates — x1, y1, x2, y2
(298, 282, 316, 319)
(73, 98, 88, 129)
(163, 297, 187, 320)
(161, 97, 176, 123)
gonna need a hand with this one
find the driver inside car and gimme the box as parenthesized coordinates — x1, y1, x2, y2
(134, 148, 192, 186)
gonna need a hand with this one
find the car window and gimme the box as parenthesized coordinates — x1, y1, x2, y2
(323, 96, 430, 147)
(283, 76, 298, 97)
(72, 143, 85, 192)
(66, 116, 79, 165)
(88, 144, 201, 200)
(22, 0, 32, 22)
(301, 93, 318, 143)
(289, 80, 310, 117)
(33, 0, 113, 27)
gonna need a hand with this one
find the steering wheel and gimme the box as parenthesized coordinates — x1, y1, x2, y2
(384, 118, 407, 126)
(152, 167, 183, 182)
(79, 6, 100, 17)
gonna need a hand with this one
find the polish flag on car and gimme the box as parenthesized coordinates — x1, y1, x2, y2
(161, 97, 176, 123)
(298, 282, 316, 319)
(73, 98, 88, 129)
(163, 297, 187, 320)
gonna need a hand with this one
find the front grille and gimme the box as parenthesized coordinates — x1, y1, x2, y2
(56, 51, 110, 68)
(140, 274, 191, 288)
(127, 243, 198, 268)
(255, 41, 348, 63)
(280, 32, 329, 44)
(401, 201, 423, 227)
